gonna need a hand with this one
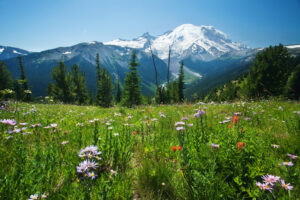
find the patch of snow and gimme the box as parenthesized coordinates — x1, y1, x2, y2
(105, 37, 147, 49)
(13, 50, 23, 54)
(62, 51, 72, 55)
(0, 48, 4, 54)
(286, 44, 300, 49)
(87, 41, 96, 45)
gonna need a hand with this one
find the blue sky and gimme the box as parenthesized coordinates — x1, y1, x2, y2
(1, 0, 299, 51)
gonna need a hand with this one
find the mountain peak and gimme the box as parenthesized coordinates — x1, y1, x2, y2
(141, 32, 153, 38)
(105, 24, 249, 61)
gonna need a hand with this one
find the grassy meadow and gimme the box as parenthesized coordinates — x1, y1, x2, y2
(0, 100, 299, 199)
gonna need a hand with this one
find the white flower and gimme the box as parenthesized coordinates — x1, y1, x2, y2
(61, 141, 69, 145)
(29, 194, 38, 200)
(110, 169, 118, 176)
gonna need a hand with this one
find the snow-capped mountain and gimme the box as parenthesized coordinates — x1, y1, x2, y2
(0, 45, 30, 60)
(105, 24, 250, 70)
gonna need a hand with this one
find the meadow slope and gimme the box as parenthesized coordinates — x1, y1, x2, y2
(0, 101, 299, 199)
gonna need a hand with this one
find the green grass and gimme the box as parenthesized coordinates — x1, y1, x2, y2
(0, 100, 299, 199)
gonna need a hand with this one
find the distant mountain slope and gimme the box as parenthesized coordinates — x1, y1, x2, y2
(0, 45, 30, 60)
(185, 45, 300, 99)
(4, 42, 168, 97)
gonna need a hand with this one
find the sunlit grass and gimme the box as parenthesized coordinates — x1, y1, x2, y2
(0, 100, 299, 199)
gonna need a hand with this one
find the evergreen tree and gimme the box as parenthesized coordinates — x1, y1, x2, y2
(97, 69, 113, 107)
(95, 54, 113, 107)
(50, 62, 74, 103)
(71, 64, 88, 104)
(178, 61, 185, 103)
(285, 64, 300, 99)
(0, 61, 13, 90)
(88, 90, 94, 105)
(122, 51, 142, 107)
(14, 80, 23, 101)
(116, 80, 122, 103)
(47, 83, 56, 98)
(96, 53, 101, 80)
(246, 44, 290, 98)
(18, 56, 31, 101)
(171, 81, 179, 103)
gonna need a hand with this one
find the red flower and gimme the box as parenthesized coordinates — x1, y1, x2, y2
(172, 146, 177, 152)
(177, 145, 182, 150)
(228, 124, 232, 129)
(241, 128, 244, 133)
(233, 116, 239, 125)
(237, 142, 244, 150)
(132, 131, 136, 136)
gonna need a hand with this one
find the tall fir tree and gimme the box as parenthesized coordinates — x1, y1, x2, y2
(116, 80, 122, 103)
(96, 53, 101, 81)
(0, 61, 13, 91)
(88, 90, 94, 105)
(122, 51, 142, 107)
(47, 83, 56, 98)
(0, 61, 14, 100)
(71, 64, 88, 104)
(50, 61, 74, 103)
(95, 53, 101, 105)
(246, 44, 290, 98)
(95, 54, 113, 107)
(18, 56, 31, 101)
(97, 69, 113, 107)
(285, 64, 300, 99)
(178, 61, 185, 103)
(171, 81, 179, 103)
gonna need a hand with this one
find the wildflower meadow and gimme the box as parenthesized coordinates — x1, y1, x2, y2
(0, 100, 299, 199)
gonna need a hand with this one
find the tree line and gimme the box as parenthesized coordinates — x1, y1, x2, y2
(203, 44, 300, 102)
(0, 50, 186, 107)
(0, 56, 32, 102)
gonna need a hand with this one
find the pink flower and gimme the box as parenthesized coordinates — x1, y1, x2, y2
(264, 184, 273, 193)
(0, 119, 17, 126)
(256, 182, 273, 193)
(174, 122, 185, 126)
(194, 110, 206, 118)
(176, 127, 185, 131)
(210, 143, 220, 148)
(287, 154, 298, 160)
(262, 175, 280, 185)
(281, 180, 293, 190)
(256, 182, 265, 190)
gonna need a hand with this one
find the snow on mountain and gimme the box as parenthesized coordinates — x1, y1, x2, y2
(13, 50, 24, 55)
(105, 24, 249, 63)
(0, 46, 30, 60)
(286, 44, 300, 49)
(62, 51, 72, 55)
